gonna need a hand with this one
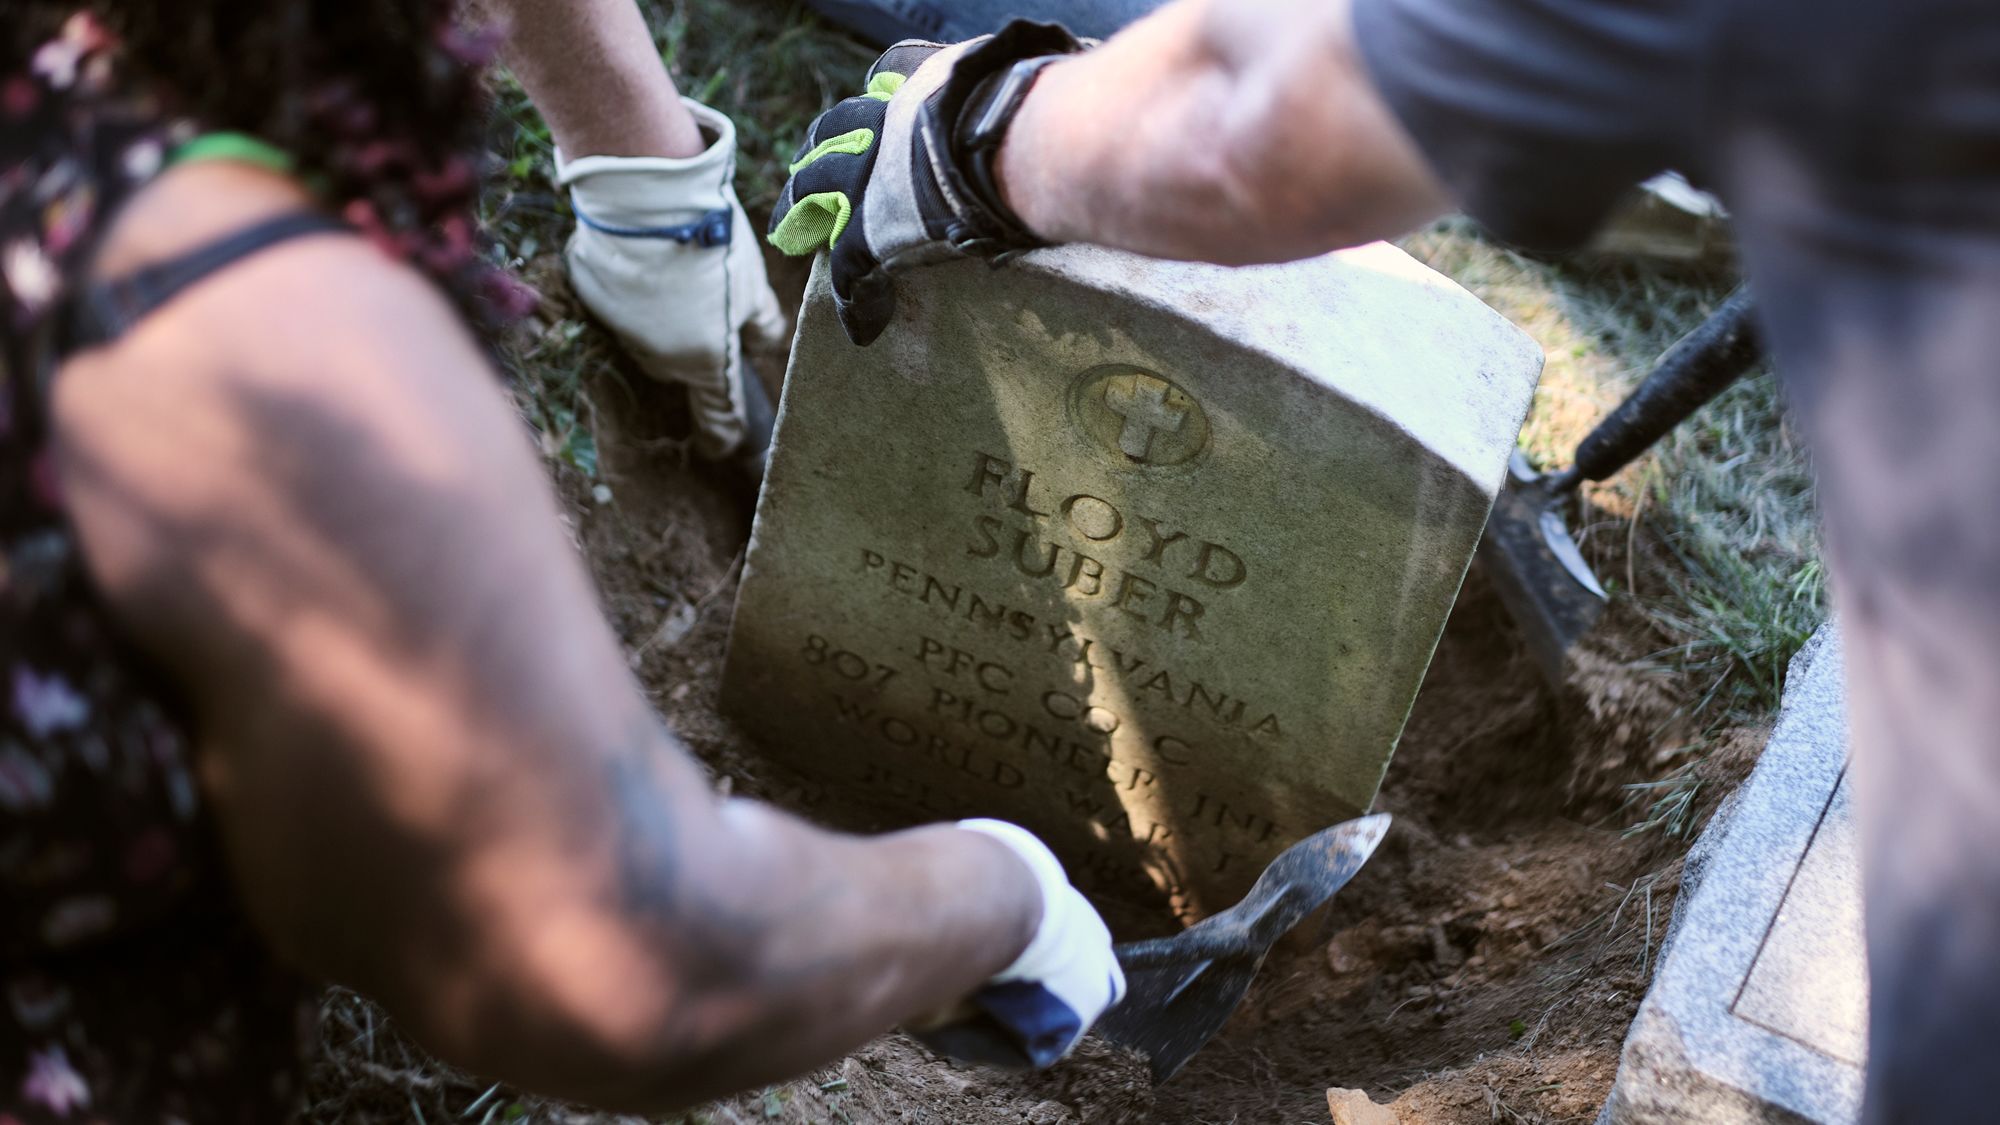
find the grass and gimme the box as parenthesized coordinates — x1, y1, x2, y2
(483, 63, 604, 481)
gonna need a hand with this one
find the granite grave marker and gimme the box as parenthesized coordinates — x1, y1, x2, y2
(1601, 624, 1864, 1124)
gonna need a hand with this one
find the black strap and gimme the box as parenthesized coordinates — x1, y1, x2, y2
(69, 212, 353, 349)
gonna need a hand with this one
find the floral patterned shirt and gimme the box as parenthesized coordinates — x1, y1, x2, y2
(1, 15, 309, 1122)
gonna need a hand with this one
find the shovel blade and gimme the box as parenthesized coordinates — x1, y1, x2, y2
(1097, 814, 1391, 1082)
(1481, 454, 1606, 680)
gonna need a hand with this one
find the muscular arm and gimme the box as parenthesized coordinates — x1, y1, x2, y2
(50, 163, 1037, 1110)
(996, 0, 1451, 264)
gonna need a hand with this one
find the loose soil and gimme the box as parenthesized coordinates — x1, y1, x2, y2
(310, 257, 1758, 1125)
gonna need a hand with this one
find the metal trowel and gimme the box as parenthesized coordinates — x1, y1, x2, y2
(912, 814, 1391, 1081)
(1097, 812, 1393, 1082)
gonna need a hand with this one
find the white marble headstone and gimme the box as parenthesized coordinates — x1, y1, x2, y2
(725, 243, 1541, 916)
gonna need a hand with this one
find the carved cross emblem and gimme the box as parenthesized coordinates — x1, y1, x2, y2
(1104, 375, 1190, 462)
(1069, 365, 1211, 468)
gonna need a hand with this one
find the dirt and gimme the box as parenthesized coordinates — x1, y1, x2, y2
(309, 261, 1752, 1125)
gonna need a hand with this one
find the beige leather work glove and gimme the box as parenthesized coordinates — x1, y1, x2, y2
(559, 99, 788, 461)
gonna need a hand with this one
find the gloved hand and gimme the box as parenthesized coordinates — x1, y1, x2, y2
(767, 20, 1088, 345)
(559, 98, 788, 462)
(909, 819, 1125, 1067)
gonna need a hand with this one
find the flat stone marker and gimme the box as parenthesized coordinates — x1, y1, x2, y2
(1601, 624, 1864, 1124)
(724, 244, 1540, 917)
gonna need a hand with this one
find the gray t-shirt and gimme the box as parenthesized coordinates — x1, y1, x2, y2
(1352, 0, 2000, 1118)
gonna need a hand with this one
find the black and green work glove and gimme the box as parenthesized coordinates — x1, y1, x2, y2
(767, 20, 1088, 346)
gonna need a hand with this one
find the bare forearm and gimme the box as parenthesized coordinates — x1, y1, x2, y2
(420, 736, 1039, 1110)
(598, 801, 1039, 1108)
(997, 0, 1450, 263)
(209, 485, 1040, 1107)
(204, 649, 1035, 1111)
(471, 0, 703, 159)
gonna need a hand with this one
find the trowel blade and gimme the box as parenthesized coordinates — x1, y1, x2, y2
(1097, 813, 1392, 1083)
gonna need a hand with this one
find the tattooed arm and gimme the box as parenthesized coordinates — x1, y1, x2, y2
(49, 159, 1040, 1109)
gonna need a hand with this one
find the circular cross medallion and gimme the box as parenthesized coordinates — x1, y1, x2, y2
(1068, 366, 1210, 467)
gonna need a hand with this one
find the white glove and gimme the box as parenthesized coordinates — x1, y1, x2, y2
(558, 98, 788, 460)
(915, 819, 1125, 1067)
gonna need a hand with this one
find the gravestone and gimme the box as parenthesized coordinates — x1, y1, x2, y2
(723, 244, 1541, 917)
(1600, 624, 1863, 1124)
